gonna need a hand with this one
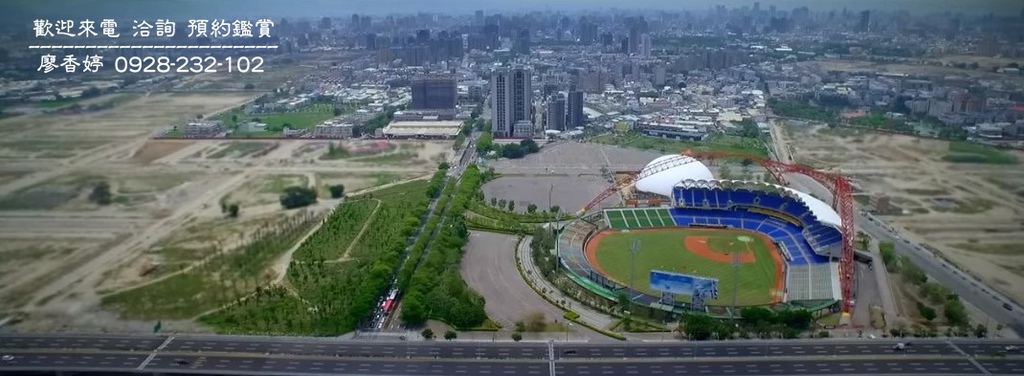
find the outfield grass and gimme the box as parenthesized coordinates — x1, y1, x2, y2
(942, 141, 1018, 165)
(590, 228, 780, 306)
(590, 133, 770, 158)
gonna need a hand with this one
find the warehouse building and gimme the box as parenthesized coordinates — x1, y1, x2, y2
(382, 119, 461, 139)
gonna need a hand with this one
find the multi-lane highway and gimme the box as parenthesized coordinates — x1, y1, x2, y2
(6, 334, 1020, 359)
(7, 353, 1024, 376)
(3, 334, 1024, 375)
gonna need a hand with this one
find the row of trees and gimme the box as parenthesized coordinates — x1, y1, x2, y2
(480, 197, 562, 220)
(201, 182, 432, 335)
(420, 328, 458, 340)
(291, 199, 377, 261)
(453, 119, 477, 150)
(425, 164, 450, 198)
(676, 308, 816, 340)
(396, 167, 457, 291)
(530, 227, 560, 280)
(879, 242, 969, 327)
(476, 134, 542, 159)
(400, 165, 488, 329)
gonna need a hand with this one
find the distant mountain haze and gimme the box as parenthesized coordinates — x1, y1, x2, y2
(5, 0, 1018, 24)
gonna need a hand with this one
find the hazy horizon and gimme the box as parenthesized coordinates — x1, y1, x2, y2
(6, 0, 1021, 23)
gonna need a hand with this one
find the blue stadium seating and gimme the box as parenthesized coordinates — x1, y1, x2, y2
(670, 187, 835, 266)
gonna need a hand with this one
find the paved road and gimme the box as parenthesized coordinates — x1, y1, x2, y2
(552, 340, 1024, 359)
(0, 334, 164, 352)
(4, 335, 1023, 359)
(786, 173, 1024, 334)
(460, 232, 565, 329)
(4, 352, 1024, 375)
(767, 120, 1024, 334)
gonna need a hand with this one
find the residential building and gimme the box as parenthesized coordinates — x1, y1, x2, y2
(640, 34, 652, 58)
(546, 93, 567, 131)
(312, 122, 354, 138)
(411, 74, 457, 110)
(491, 66, 533, 138)
(567, 90, 585, 128)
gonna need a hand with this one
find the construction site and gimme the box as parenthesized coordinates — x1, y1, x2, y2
(0, 92, 453, 332)
(775, 122, 1024, 312)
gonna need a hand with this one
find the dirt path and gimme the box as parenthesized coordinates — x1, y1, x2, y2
(0, 138, 149, 198)
(28, 172, 251, 312)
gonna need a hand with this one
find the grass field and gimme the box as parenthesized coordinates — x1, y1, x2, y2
(221, 103, 339, 132)
(590, 133, 770, 159)
(587, 227, 782, 306)
(942, 141, 1018, 165)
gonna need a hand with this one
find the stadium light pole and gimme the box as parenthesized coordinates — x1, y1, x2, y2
(730, 249, 739, 322)
(629, 240, 641, 314)
(548, 184, 554, 213)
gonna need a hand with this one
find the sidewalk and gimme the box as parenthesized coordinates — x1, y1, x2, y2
(516, 236, 618, 333)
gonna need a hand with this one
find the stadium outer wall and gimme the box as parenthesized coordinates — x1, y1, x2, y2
(554, 208, 838, 320)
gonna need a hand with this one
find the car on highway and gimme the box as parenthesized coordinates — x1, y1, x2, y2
(1, 354, 13, 362)
(1004, 302, 1013, 311)
(174, 359, 190, 365)
(1006, 345, 1019, 352)
(892, 342, 911, 351)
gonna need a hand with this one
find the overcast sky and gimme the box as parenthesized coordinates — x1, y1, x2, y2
(8, 0, 1021, 23)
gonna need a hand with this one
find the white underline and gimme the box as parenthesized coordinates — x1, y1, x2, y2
(28, 45, 278, 49)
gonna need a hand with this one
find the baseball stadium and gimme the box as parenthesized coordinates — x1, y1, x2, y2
(557, 152, 856, 318)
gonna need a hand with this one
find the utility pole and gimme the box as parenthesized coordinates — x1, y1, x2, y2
(548, 183, 554, 213)
(630, 239, 641, 313)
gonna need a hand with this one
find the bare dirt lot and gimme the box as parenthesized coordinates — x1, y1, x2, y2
(782, 123, 1024, 306)
(0, 92, 447, 332)
(484, 142, 661, 212)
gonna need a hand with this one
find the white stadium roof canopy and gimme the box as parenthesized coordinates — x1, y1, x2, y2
(633, 155, 841, 228)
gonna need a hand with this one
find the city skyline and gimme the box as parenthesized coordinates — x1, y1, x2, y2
(6, 0, 1021, 24)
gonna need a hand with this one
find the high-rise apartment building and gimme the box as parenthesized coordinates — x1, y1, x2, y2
(515, 28, 532, 55)
(546, 93, 567, 131)
(491, 66, 533, 138)
(579, 19, 598, 44)
(857, 11, 870, 32)
(567, 91, 584, 129)
(411, 75, 457, 110)
(627, 16, 648, 55)
(653, 63, 667, 86)
(640, 34, 652, 58)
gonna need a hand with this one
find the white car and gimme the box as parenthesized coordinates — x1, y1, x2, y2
(1, 354, 13, 362)
(1006, 345, 1019, 352)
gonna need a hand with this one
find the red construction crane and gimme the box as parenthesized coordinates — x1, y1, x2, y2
(579, 151, 857, 313)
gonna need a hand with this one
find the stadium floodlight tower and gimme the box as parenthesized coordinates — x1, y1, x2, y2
(629, 239, 641, 312)
(730, 249, 740, 321)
